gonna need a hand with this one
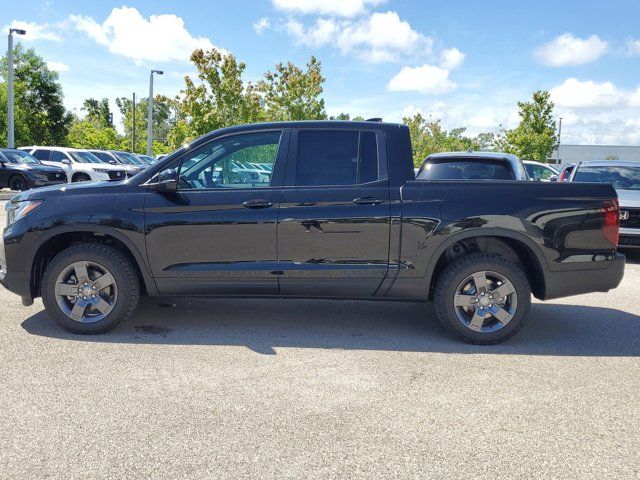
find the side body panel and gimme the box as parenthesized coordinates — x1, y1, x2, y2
(387, 180, 622, 300)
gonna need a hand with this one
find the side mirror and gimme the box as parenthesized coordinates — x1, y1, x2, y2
(61, 159, 71, 165)
(549, 175, 558, 182)
(148, 168, 178, 192)
(110, 160, 117, 165)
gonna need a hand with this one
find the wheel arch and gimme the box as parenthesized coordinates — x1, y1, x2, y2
(30, 226, 158, 298)
(8, 173, 28, 190)
(426, 229, 549, 300)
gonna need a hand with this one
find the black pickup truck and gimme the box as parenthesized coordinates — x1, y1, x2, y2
(0, 121, 625, 344)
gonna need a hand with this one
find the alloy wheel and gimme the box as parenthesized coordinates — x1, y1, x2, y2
(54, 261, 118, 323)
(453, 270, 518, 333)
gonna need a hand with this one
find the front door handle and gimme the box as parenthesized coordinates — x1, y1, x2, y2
(242, 199, 274, 209)
(353, 196, 384, 205)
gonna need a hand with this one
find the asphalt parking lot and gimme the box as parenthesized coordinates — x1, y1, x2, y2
(0, 202, 639, 479)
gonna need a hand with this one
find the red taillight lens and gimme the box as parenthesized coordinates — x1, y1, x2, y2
(601, 199, 620, 246)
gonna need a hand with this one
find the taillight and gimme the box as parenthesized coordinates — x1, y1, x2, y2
(601, 199, 620, 246)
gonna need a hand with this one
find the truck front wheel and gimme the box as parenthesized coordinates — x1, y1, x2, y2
(41, 243, 140, 334)
(434, 253, 531, 344)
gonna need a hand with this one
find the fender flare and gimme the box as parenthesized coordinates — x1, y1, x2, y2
(423, 227, 551, 297)
(32, 224, 159, 296)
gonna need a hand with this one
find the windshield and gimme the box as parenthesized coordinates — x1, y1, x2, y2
(113, 152, 144, 166)
(417, 159, 515, 180)
(0, 149, 41, 165)
(137, 155, 155, 165)
(573, 166, 640, 190)
(69, 151, 104, 164)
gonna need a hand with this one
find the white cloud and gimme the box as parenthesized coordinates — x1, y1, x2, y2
(46, 61, 69, 72)
(387, 64, 455, 94)
(534, 33, 608, 66)
(440, 47, 465, 69)
(627, 38, 640, 56)
(253, 17, 270, 35)
(68, 7, 217, 63)
(6, 20, 62, 41)
(550, 78, 640, 108)
(272, 0, 386, 17)
(285, 11, 433, 63)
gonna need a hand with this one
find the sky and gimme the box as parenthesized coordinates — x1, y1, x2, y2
(4, 0, 640, 145)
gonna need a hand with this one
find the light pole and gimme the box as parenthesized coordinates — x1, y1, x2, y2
(556, 117, 563, 164)
(147, 69, 163, 155)
(7, 28, 26, 148)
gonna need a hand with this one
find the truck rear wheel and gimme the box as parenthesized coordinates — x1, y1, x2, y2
(41, 243, 140, 334)
(434, 253, 531, 344)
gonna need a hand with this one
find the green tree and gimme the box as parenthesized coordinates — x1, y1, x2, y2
(82, 98, 112, 128)
(328, 113, 366, 121)
(177, 48, 263, 142)
(0, 43, 72, 146)
(67, 117, 120, 149)
(496, 90, 557, 162)
(115, 95, 173, 154)
(257, 56, 327, 121)
(403, 114, 483, 166)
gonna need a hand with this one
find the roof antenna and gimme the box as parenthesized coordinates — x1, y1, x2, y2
(365, 117, 383, 122)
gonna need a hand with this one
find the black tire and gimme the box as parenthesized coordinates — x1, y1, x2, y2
(8, 175, 28, 191)
(434, 253, 531, 345)
(73, 173, 91, 182)
(41, 243, 140, 334)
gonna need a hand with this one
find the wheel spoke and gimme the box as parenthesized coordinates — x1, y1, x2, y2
(454, 294, 475, 307)
(92, 272, 115, 291)
(55, 283, 79, 297)
(491, 281, 515, 301)
(469, 309, 486, 331)
(490, 305, 513, 325)
(472, 271, 488, 293)
(72, 262, 90, 284)
(69, 300, 88, 321)
(93, 296, 113, 315)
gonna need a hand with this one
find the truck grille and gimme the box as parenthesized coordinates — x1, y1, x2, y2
(620, 208, 640, 229)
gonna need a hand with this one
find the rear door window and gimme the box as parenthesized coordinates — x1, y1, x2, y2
(294, 130, 380, 186)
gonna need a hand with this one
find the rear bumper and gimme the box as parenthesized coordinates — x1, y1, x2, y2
(543, 253, 625, 300)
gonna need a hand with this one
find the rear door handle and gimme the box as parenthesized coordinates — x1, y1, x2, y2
(353, 196, 384, 205)
(242, 199, 274, 209)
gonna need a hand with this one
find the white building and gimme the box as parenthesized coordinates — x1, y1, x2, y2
(555, 144, 640, 164)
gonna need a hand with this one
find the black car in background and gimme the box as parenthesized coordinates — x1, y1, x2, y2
(0, 148, 67, 191)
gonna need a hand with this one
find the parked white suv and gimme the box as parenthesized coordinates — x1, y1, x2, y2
(18, 146, 128, 183)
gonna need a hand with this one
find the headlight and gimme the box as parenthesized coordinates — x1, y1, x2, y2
(93, 168, 111, 174)
(6, 200, 43, 226)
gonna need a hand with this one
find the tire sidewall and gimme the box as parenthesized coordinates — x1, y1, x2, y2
(9, 175, 27, 191)
(42, 246, 137, 334)
(73, 173, 91, 183)
(435, 255, 531, 344)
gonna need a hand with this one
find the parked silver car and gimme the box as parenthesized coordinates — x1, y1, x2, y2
(417, 152, 529, 181)
(569, 160, 640, 248)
